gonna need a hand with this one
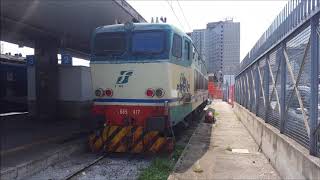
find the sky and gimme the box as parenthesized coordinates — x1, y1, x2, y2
(1, 0, 288, 65)
(128, 0, 288, 60)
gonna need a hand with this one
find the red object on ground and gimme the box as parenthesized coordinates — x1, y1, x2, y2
(208, 82, 223, 99)
(205, 110, 215, 124)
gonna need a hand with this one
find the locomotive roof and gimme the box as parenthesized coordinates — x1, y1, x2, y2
(95, 23, 190, 40)
(93, 23, 205, 72)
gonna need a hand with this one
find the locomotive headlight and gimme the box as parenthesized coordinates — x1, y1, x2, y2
(146, 88, 155, 97)
(155, 88, 165, 98)
(105, 88, 113, 97)
(95, 88, 104, 97)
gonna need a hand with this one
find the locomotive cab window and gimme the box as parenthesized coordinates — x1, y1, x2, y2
(93, 32, 126, 56)
(131, 31, 165, 54)
(184, 40, 190, 60)
(172, 34, 182, 58)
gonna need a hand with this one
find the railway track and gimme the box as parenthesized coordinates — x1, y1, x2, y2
(63, 154, 107, 180)
(63, 122, 204, 180)
(27, 108, 206, 180)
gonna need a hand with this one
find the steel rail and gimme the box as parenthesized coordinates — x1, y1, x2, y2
(64, 154, 107, 180)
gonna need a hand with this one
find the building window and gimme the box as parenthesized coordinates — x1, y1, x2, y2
(172, 34, 182, 58)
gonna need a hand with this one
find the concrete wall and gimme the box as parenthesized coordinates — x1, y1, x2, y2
(28, 65, 93, 119)
(234, 103, 320, 179)
(58, 66, 92, 101)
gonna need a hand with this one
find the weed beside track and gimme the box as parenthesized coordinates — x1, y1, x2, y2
(138, 110, 205, 180)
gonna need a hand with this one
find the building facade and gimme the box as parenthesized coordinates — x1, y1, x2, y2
(205, 20, 240, 77)
(191, 20, 240, 82)
(191, 29, 206, 65)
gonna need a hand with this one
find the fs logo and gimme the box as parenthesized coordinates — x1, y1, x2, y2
(116, 71, 133, 84)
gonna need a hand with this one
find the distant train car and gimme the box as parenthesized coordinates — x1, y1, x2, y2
(89, 23, 208, 153)
(0, 54, 27, 113)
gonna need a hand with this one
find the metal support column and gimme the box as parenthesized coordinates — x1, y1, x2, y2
(265, 55, 270, 123)
(280, 43, 287, 134)
(310, 16, 319, 156)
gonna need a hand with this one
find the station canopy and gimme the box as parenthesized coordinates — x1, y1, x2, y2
(1, 0, 146, 58)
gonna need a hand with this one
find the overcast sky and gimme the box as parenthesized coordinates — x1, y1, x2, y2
(1, 0, 287, 65)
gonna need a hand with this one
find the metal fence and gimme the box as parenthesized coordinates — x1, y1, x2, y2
(235, 0, 320, 156)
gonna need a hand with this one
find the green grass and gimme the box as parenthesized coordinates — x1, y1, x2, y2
(138, 145, 185, 180)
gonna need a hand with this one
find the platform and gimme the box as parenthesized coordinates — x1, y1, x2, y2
(0, 113, 94, 152)
(168, 101, 280, 179)
(0, 114, 95, 179)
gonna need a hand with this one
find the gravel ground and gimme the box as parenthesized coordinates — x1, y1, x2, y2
(75, 157, 150, 180)
(26, 152, 151, 180)
(26, 109, 205, 180)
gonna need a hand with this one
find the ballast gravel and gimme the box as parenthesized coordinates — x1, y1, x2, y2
(26, 152, 151, 180)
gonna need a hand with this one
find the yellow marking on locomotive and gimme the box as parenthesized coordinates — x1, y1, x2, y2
(132, 141, 144, 153)
(133, 127, 143, 142)
(102, 126, 118, 141)
(150, 137, 166, 153)
(89, 125, 173, 153)
(89, 134, 102, 152)
(108, 126, 131, 152)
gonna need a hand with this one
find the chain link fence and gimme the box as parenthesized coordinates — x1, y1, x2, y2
(235, 0, 320, 156)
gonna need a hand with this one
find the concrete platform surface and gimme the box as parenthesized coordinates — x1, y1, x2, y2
(168, 101, 280, 180)
(1, 114, 94, 152)
(0, 114, 96, 179)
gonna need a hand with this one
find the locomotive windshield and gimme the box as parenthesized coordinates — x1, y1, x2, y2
(93, 32, 126, 56)
(93, 30, 168, 59)
(131, 31, 165, 54)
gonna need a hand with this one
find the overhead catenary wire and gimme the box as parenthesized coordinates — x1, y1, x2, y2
(166, 0, 185, 32)
(176, 0, 192, 31)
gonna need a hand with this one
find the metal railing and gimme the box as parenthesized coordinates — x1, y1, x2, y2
(235, 0, 320, 156)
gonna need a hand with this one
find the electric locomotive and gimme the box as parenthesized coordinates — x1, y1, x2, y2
(89, 22, 208, 153)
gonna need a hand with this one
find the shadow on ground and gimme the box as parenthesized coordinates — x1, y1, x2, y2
(173, 121, 213, 173)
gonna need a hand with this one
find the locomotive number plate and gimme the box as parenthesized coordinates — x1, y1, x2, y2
(119, 109, 140, 115)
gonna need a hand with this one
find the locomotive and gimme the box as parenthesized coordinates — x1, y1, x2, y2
(89, 22, 208, 153)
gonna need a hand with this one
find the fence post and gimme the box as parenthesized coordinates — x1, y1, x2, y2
(310, 15, 319, 156)
(242, 75, 245, 106)
(237, 79, 239, 103)
(256, 62, 260, 115)
(243, 70, 249, 109)
(250, 69, 254, 112)
(280, 43, 287, 134)
(235, 78, 237, 103)
(240, 76, 244, 105)
(238, 79, 240, 103)
(265, 55, 270, 123)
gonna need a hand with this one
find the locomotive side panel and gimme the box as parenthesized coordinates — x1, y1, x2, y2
(167, 63, 193, 126)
